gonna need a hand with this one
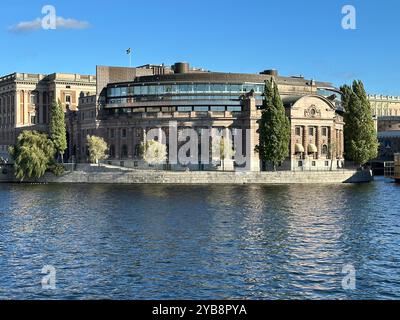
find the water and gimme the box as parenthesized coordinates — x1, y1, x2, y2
(0, 177, 399, 300)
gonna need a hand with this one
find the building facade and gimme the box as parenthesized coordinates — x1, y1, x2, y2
(66, 63, 345, 171)
(368, 95, 400, 160)
(0, 72, 96, 159)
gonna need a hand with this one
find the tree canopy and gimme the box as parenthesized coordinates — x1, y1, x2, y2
(87, 135, 108, 164)
(340, 80, 378, 165)
(8, 131, 56, 181)
(49, 99, 67, 162)
(256, 79, 291, 170)
(140, 140, 167, 166)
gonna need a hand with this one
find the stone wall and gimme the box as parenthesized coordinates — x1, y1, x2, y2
(9, 168, 373, 184)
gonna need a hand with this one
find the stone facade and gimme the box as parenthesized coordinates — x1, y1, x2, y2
(0, 72, 96, 158)
(65, 63, 345, 171)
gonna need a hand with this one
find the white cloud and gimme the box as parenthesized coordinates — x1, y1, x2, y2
(8, 16, 91, 33)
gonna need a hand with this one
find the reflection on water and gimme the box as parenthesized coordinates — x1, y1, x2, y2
(0, 178, 399, 299)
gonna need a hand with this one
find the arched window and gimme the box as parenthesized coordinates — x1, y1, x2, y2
(322, 144, 328, 155)
(109, 145, 115, 158)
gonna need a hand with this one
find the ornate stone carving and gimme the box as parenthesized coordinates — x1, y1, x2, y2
(305, 105, 321, 118)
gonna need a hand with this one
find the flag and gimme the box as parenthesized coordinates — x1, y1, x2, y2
(126, 48, 131, 55)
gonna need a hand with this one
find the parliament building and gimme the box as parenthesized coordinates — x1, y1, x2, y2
(1, 62, 346, 171)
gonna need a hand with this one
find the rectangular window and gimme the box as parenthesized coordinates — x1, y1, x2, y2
(30, 94, 36, 104)
(121, 128, 127, 138)
(65, 95, 71, 103)
(312, 161, 316, 167)
(322, 127, 328, 136)
(177, 106, 192, 112)
(210, 106, 225, 112)
(295, 126, 301, 136)
(309, 127, 314, 136)
(194, 106, 209, 112)
(227, 106, 242, 112)
(110, 129, 115, 139)
(132, 108, 145, 113)
(147, 107, 160, 112)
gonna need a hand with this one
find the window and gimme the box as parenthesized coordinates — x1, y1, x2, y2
(309, 127, 314, 136)
(298, 161, 303, 167)
(322, 127, 328, 136)
(30, 115, 36, 124)
(312, 161, 316, 167)
(147, 107, 160, 113)
(227, 106, 242, 112)
(325, 161, 329, 167)
(121, 128, 127, 138)
(211, 106, 225, 112)
(65, 95, 71, 103)
(322, 145, 328, 155)
(177, 106, 192, 112)
(295, 126, 301, 136)
(109, 145, 116, 158)
(30, 94, 36, 105)
(121, 145, 128, 158)
(194, 106, 209, 112)
(110, 129, 115, 139)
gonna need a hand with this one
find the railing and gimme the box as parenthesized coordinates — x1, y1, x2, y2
(384, 161, 395, 178)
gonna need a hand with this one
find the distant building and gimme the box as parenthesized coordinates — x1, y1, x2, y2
(65, 63, 345, 171)
(0, 72, 96, 158)
(368, 95, 400, 160)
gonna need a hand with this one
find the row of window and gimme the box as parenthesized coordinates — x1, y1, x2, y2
(295, 126, 330, 137)
(107, 83, 265, 98)
(106, 105, 242, 115)
(107, 95, 263, 105)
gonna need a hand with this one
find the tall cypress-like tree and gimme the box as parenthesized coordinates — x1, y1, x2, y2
(257, 79, 291, 170)
(340, 80, 378, 166)
(49, 99, 67, 163)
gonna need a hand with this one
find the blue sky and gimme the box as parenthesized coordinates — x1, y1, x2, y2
(0, 0, 399, 95)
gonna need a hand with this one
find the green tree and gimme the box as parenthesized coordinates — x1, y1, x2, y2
(8, 131, 56, 181)
(256, 79, 291, 171)
(140, 139, 167, 168)
(340, 80, 378, 166)
(211, 133, 235, 171)
(87, 135, 108, 165)
(49, 99, 67, 163)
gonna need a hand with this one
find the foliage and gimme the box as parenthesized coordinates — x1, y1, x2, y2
(256, 79, 291, 170)
(8, 131, 56, 181)
(49, 99, 67, 162)
(86, 135, 109, 164)
(340, 80, 379, 165)
(140, 139, 167, 166)
(211, 132, 235, 170)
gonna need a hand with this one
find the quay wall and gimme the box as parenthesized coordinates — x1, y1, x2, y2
(1, 166, 374, 184)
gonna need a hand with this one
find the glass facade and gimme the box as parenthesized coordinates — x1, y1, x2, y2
(106, 82, 265, 104)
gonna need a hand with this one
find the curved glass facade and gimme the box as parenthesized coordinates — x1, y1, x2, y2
(106, 82, 265, 105)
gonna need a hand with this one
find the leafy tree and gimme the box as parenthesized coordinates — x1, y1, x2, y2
(211, 132, 235, 171)
(49, 99, 67, 163)
(86, 135, 108, 165)
(256, 79, 291, 171)
(140, 139, 167, 167)
(8, 131, 56, 181)
(340, 80, 378, 166)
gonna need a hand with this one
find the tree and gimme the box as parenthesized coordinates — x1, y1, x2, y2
(8, 131, 56, 181)
(340, 80, 378, 166)
(49, 99, 67, 163)
(140, 139, 167, 167)
(86, 135, 109, 165)
(211, 132, 235, 171)
(256, 79, 291, 171)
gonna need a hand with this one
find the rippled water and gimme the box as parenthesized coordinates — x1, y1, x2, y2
(0, 177, 399, 300)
